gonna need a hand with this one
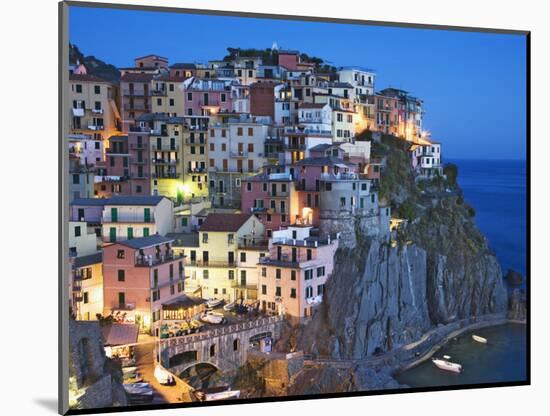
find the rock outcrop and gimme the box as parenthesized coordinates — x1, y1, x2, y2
(298, 135, 508, 361)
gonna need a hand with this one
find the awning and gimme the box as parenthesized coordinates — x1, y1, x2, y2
(101, 323, 139, 346)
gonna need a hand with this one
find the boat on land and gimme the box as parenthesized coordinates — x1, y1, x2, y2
(206, 298, 224, 309)
(432, 357, 463, 373)
(193, 386, 241, 401)
(472, 334, 488, 344)
(200, 311, 226, 324)
(223, 301, 236, 311)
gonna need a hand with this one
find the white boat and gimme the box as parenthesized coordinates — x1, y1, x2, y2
(154, 365, 175, 385)
(194, 386, 241, 401)
(472, 334, 488, 344)
(432, 358, 463, 373)
(206, 298, 224, 309)
(200, 311, 225, 324)
(223, 301, 236, 311)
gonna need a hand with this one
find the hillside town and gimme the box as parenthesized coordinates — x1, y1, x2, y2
(67, 46, 444, 408)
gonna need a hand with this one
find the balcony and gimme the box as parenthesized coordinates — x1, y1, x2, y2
(129, 143, 147, 150)
(185, 138, 206, 145)
(320, 172, 358, 181)
(153, 144, 179, 151)
(135, 251, 184, 267)
(230, 151, 248, 158)
(187, 167, 207, 174)
(238, 237, 269, 250)
(123, 89, 148, 97)
(258, 256, 299, 268)
(151, 89, 167, 96)
(102, 213, 155, 223)
(152, 172, 181, 179)
(87, 124, 104, 131)
(113, 302, 136, 311)
(152, 158, 179, 165)
(92, 108, 104, 114)
(149, 129, 168, 137)
(184, 259, 237, 268)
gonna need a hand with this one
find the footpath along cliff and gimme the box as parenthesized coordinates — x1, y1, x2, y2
(285, 135, 511, 391)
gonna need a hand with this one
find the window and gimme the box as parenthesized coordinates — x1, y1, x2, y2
(209, 345, 215, 357)
(317, 266, 325, 277)
(340, 197, 346, 207)
(228, 270, 235, 280)
(262, 285, 267, 295)
(221, 93, 226, 102)
(275, 286, 281, 297)
(117, 250, 125, 259)
(228, 234, 234, 244)
(203, 270, 209, 279)
(291, 270, 296, 280)
(261, 267, 266, 277)
(246, 182, 252, 191)
(187, 92, 193, 101)
(248, 127, 253, 136)
(214, 288, 218, 295)
(237, 127, 243, 136)
(74, 226, 81, 237)
(94, 85, 100, 94)
(276, 269, 281, 279)
(202, 233, 208, 243)
(83, 292, 89, 304)
(307, 249, 312, 260)
(118, 292, 125, 306)
(305, 269, 313, 280)
(306, 286, 313, 298)
(233, 339, 239, 351)
(118, 270, 125, 282)
(72, 174, 80, 185)
(240, 252, 246, 262)
(75, 84, 82, 93)
(290, 288, 296, 298)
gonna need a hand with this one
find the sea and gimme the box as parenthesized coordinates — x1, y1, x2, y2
(396, 159, 528, 388)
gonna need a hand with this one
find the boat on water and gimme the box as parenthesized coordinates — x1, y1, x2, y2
(200, 311, 226, 324)
(472, 334, 488, 344)
(206, 298, 224, 309)
(193, 386, 241, 402)
(432, 357, 463, 373)
(154, 365, 175, 386)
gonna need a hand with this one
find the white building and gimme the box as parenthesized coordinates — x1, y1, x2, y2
(337, 67, 376, 99)
(101, 196, 174, 242)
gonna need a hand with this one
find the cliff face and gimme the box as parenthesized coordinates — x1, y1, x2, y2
(298, 135, 508, 360)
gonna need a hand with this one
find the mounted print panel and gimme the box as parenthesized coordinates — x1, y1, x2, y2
(59, 2, 529, 414)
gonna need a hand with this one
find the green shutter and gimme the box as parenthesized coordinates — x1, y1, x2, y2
(144, 208, 151, 223)
(127, 227, 133, 239)
(143, 227, 150, 237)
(111, 207, 118, 222)
(109, 227, 116, 242)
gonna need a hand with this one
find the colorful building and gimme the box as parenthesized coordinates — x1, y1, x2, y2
(258, 226, 339, 319)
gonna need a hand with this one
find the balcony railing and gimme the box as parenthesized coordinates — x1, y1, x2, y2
(152, 158, 179, 165)
(230, 151, 248, 158)
(86, 124, 104, 131)
(135, 252, 183, 267)
(153, 144, 179, 151)
(91, 108, 104, 114)
(152, 172, 181, 179)
(187, 167, 207, 174)
(184, 259, 237, 268)
(114, 302, 136, 311)
(151, 89, 167, 96)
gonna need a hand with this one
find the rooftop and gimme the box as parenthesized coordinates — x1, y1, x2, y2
(199, 213, 253, 232)
(105, 196, 167, 206)
(295, 156, 351, 167)
(120, 72, 155, 83)
(116, 234, 175, 250)
(69, 73, 111, 84)
(74, 252, 102, 268)
(169, 63, 197, 70)
(166, 232, 200, 248)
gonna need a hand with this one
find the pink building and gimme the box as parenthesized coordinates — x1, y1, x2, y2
(184, 78, 234, 116)
(134, 54, 168, 70)
(241, 172, 298, 238)
(95, 135, 133, 197)
(258, 226, 339, 319)
(120, 72, 154, 132)
(278, 50, 299, 71)
(102, 235, 185, 334)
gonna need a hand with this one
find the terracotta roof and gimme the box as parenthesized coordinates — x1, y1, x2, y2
(120, 72, 154, 82)
(170, 63, 196, 70)
(199, 213, 253, 232)
(69, 73, 110, 83)
(135, 54, 168, 61)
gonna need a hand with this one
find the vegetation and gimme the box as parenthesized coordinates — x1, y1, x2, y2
(443, 163, 459, 186)
(70, 44, 121, 84)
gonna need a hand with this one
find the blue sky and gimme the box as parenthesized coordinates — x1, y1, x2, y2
(69, 6, 527, 160)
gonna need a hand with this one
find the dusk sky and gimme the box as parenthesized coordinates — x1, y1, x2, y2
(69, 6, 527, 160)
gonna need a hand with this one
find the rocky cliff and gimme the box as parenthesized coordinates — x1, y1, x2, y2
(298, 135, 509, 360)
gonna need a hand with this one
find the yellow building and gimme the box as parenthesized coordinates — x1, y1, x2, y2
(151, 76, 186, 116)
(173, 213, 265, 302)
(69, 73, 121, 149)
(182, 116, 210, 201)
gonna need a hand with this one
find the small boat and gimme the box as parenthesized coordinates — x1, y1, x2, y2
(223, 301, 236, 312)
(443, 355, 451, 360)
(124, 382, 154, 404)
(472, 334, 488, 344)
(193, 386, 241, 402)
(154, 365, 175, 386)
(432, 358, 463, 373)
(200, 311, 225, 324)
(206, 298, 224, 309)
